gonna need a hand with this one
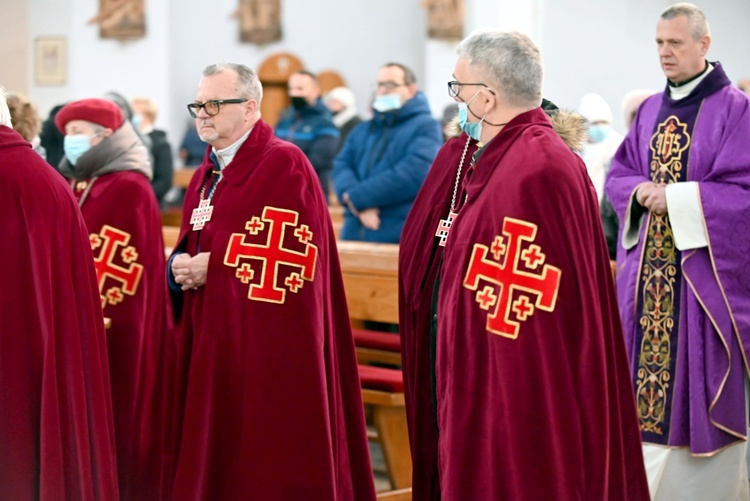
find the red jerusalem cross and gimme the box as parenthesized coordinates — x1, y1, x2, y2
(463, 217, 561, 339)
(92, 225, 144, 307)
(223, 207, 318, 304)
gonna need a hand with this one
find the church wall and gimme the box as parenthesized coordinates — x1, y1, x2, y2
(542, 0, 750, 133)
(1, 0, 29, 97)
(16, 0, 750, 160)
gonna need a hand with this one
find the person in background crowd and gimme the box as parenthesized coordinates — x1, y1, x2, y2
(7, 92, 46, 159)
(324, 86, 362, 153)
(275, 70, 340, 202)
(132, 96, 175, 206)
(333, 62, 442, 243)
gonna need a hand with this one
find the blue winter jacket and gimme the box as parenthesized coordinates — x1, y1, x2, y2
(332, 92, 442, 243)
(275, 99, 339, 200)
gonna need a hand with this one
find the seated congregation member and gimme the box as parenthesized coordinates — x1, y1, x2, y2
(398, 30, 649, 500)
(56, 98, 174, 500)
(333, 62, 442, 243)
(167, 62, 376, 500)
(0, 88, 118, 499)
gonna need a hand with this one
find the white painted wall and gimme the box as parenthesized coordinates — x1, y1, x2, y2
(20, 0, 750, 152)
(542, 0, 750, 132)
(1, 0, 29, 95)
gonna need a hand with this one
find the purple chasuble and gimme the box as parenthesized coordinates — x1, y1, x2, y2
(606, 62, 750, 454)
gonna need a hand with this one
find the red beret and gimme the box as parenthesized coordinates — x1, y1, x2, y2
(55, 98, 124, 132)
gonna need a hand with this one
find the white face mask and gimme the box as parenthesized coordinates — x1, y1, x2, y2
(372, 93, 402, 113)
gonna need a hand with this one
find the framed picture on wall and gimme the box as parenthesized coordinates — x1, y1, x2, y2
(34, 37, 67, 86)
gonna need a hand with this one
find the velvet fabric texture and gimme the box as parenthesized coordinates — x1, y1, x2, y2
(400, 109, 649, 500)
(0, 125, 118, 500)
(169, 120, 375, 500)
(606, 62, 750, 454)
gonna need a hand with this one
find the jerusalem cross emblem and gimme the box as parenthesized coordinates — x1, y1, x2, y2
(89, 225, 144, 308)
(463, 217, 561, 339)
(223, 206, 318, 304)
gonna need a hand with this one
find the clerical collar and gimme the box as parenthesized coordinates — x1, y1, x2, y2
(668, 61, 713, 100)
(212, 126, 254, 169)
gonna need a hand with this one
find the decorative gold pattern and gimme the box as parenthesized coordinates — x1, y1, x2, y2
(634, 116, 691, 433)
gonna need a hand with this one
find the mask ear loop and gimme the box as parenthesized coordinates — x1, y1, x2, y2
(466, 89, 506, 128)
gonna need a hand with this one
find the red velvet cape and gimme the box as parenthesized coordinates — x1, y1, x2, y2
(399, 109, 649, 500)
(73, 170, 174, 500)
(0, 126, 119, 500)
(169, 120, 375, 500)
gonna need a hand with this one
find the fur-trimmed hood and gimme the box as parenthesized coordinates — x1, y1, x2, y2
(444, 101, 587, 154)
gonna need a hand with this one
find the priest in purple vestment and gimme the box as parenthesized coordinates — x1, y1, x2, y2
(605, 4, 750, 500)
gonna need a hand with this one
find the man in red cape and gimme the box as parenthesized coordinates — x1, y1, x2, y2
(56, 98, 175, 500)
(0, 90, 119, 499)
(167, 63, 375, 500)
(398, 31, 649, 500)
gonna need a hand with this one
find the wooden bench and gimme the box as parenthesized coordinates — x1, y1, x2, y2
(329, 205, 344, 239)
(161, 168, 197, 227)
(163, 225, 181, 256)
(337, 241, 411, 496)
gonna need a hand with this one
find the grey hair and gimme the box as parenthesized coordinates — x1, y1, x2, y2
(661, 3, 710, 40)
(203, 62, 263, 104)
(456, 30, 543, 108)
(0, 87, 12, 128)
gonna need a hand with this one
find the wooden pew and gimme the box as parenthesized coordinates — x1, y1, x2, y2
(337, 241, 411, 496)
(163, 225, 181, 256)
(161, 168, 198, 227)
(329, 205, 344, 239)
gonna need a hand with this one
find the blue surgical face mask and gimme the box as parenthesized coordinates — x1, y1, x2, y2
(458, 91, 485, 141)
(63, 134, 94, 166)
(131, 114, 143, 129)
(372, 93, 402, 113)
(588, 124, 611, 144)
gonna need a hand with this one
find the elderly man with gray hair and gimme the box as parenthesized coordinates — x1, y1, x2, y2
(606, 3, 750, 500)
(398, 30, 649, 500)
(167, 62, 376, 500)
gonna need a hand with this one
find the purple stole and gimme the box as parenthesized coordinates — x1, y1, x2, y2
(634, 80, 706, 445)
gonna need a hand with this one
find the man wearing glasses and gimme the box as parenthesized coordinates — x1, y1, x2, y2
(398, 31, 649, 500)
(167, 62, 376, 500)
(332, 62, 442, 243)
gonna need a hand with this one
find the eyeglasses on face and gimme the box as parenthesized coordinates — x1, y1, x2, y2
(447, 81, 494, 98)
(187, 98, 248, 118)
(375, 81, 407, 91)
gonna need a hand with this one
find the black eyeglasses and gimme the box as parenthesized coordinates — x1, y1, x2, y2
(447, 81, 494, 98)
(187, 99, 248, 118)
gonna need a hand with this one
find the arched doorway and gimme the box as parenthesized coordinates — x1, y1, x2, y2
(257, 52, 304, 127)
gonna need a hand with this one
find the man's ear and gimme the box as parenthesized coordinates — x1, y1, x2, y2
(101, 128, 114, 138)
(482, 89, 496, 116)
(699, 34, 711, 56)
(245, 100, 259, 119)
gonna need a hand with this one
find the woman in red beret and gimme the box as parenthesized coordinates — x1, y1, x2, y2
(56, 97, 175, 500)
